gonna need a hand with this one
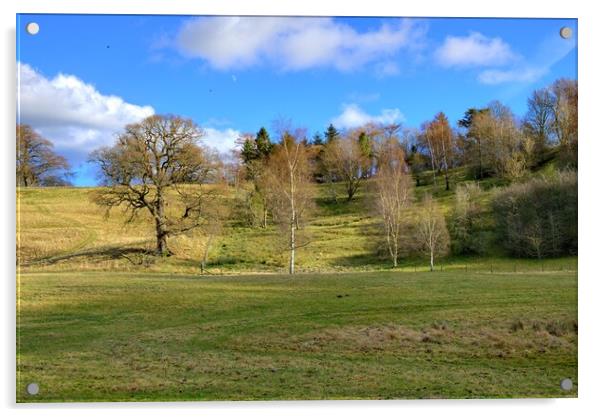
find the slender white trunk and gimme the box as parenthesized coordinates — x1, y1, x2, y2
(289, 168, 296, 275)
(430, 248, 434, 272)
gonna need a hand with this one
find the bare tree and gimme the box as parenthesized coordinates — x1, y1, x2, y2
(372, 139, 413, 267)
(470, 101, 526, 180)
(264, 129, 313, 274)
(417, 194, 450, 271)
(550, 79, 578, 167)
(322, 130, 370, 201)
(16, 124, 71, 187)
(198, 186, 230, 274)
(421, 113, 455, 190)
(523, 87, 554, 162)
(90, 115, 219, 256)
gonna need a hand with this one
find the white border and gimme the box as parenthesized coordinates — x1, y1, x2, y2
(2, 1, 601, 416)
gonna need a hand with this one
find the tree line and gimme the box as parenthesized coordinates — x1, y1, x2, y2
(16, 78, 577, 273)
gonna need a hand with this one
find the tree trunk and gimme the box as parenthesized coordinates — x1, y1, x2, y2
(289, 170, 296, 275)
(442, 140, 450, 191)
(430, 249, 434, 272)
(289, 214, 295, 275)
(201, 235, 214, 274)
(155, 191, 169, 256)
(156, 225, 168, 255)
(347, 184, 354, 201)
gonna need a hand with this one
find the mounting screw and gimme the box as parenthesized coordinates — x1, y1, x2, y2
(25, 22, 40, 35)
(26, 382, 39, 395)
(560, 378, 573, 391)
(559, 27, 572, 39)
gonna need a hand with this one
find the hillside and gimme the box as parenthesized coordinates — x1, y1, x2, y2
(16, 167, 576, 275)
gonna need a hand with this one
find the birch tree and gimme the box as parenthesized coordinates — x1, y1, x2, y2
(265, 129, 313, 274)
(417, 194, 450, 271)
(372, 139, 413, 267)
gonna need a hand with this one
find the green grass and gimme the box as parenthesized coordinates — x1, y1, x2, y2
(17, 269, 577, 402)
(16, 165, 578, 401)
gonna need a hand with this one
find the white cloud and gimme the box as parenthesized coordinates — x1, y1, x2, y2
(478, 67, 548, 85)
(17, 63, 241, 181)
(17, 62, 154, 157)
(435, 32, 517, 68)
(331, 103, 405, 130)
(175, 17, 423, 73)
(476, 31, 576, 85)
(202, 127, 241, 155)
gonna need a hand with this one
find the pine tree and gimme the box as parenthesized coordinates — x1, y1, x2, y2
(255, 127, 273, 158)
(324, 123, 340, 143)
(312, 132, 324, 146)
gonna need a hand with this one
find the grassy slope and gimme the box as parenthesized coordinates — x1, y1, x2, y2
(17, 270, 577, 401)
(16, 167, 577, 274)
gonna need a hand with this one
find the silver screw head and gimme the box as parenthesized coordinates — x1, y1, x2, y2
(25, 22, 40, 35)
(560, 378, 573, 391)
(26, 382, 39, 395)
(560, 27, 572, 39)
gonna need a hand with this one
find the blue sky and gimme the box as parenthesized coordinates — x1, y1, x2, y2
(16, 14, 577, 186)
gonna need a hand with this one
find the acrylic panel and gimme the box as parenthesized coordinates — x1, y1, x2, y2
(16, 14, 578, 402)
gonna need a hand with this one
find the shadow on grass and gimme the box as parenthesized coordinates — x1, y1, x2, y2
(21, 244, 156, 266)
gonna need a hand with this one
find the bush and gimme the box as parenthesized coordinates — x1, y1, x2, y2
(451, 183, 487, 255)
(491, 171, 577, 258)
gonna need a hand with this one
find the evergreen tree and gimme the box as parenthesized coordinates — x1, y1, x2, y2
(255, 127, 273, 158)
(312, 132, 324, 146)
(240, 137, 257, 164)
(324, 123, 340, 143)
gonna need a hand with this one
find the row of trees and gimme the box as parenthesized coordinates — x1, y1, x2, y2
(16, 78, 577, 273)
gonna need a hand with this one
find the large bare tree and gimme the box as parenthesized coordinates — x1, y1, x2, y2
(90, 115, 219, 256)
(16, 124, 70, 187)
(264, 129, 313, 274)
(372, 139, 413, 267)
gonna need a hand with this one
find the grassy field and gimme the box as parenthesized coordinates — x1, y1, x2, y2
(17, 269, 577, 402)
(16, 166, 578, 401)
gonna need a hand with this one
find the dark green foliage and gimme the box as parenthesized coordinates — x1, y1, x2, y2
(312, 131, 324, 146)
(358, 131, 371, 158)
(241, 127, 273, 166)
(255, 127, 273, 158)
(240, 137, 257, 164)
(324, 123, 340, 143)
(492, 171, 577, 258)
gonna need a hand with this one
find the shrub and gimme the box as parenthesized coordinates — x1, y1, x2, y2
(491, 171, 577, 258)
